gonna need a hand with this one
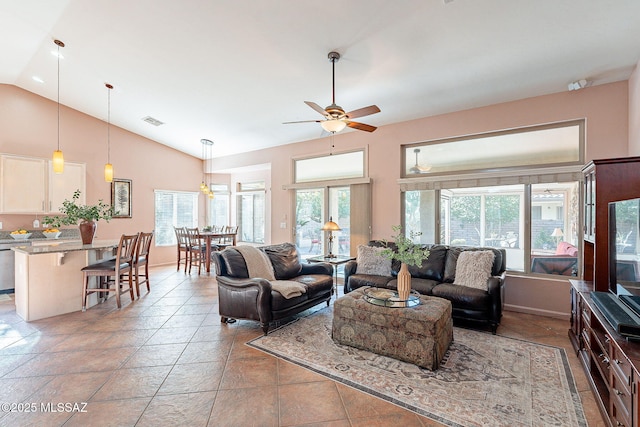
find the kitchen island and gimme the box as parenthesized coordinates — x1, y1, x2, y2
(12, 240, 118, 321)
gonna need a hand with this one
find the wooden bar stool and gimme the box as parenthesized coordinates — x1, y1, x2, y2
(81, 233, 138, 310)
(131, 231, 154, 297)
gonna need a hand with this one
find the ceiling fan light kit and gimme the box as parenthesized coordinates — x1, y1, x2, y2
(284, 51, 380, 134)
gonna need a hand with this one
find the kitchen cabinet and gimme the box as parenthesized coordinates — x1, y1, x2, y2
(0, 154, 85, 214)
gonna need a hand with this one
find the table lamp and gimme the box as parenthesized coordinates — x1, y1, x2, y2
(551, 228, 564, 245)
(321, 216, 341, 258)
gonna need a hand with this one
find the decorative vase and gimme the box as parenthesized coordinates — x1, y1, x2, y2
(79, 220, 97, 244)
(397, 262, 412, 300)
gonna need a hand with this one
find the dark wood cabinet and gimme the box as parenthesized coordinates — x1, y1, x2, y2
(570, 280, 640, 427)
(581, 157, 640, 290)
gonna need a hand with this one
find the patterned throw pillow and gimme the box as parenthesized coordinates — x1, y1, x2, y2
(453, 250, 495, 290)
(355, 245, 392, 276)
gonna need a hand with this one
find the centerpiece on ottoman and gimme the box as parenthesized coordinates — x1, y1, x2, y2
(381, 225, 431, 300)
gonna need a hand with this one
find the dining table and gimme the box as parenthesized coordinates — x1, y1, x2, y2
(198, 231, 237, 273)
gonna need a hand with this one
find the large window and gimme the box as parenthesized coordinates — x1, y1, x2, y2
(401, 120, 584, 277)
(154, 190, 198, 246)
(405, 182, 579, 275)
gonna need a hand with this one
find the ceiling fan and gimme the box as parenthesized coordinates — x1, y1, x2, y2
(409, 148, 432, 174)
(284, 51, 380, 133)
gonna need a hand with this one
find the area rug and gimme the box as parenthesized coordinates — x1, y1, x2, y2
(247, 307, 587, 427)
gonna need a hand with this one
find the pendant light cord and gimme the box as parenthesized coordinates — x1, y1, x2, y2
(57, 42, 61, 151)
(107, 84, 111, 163)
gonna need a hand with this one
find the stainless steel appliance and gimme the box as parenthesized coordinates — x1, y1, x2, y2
(0, 241, 29, 291)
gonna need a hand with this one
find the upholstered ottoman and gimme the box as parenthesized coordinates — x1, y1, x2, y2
(332, 287, 453, 370)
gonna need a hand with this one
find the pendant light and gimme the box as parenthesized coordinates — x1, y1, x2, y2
(200, 139, 214, 198)
(104, 83, 114, 182)
(52, 39, 65, 174)
(199, 140, 207, 193)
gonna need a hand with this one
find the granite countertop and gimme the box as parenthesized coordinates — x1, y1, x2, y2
(0, 228, 80, 244)
(11, 240, 119, 255)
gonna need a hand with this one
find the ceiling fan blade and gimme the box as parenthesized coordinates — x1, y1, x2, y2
(345, 105, 381, 120)
(346, 121, 377, 132)
(304, 101, 329, 117)
(282, 120, 322, 124)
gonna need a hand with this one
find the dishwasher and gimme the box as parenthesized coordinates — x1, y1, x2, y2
(0, 242, 28, 292)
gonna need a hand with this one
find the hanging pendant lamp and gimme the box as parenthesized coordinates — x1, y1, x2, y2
(104, 83, 114, 182)
(52, 39, 65, 174)
(201, 139, 214, 197)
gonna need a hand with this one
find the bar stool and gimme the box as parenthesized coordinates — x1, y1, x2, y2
(132, 231, 154, 297)
(81, 233, 138, 310)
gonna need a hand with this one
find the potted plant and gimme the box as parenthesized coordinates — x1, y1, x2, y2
(381, 225, 431, 300)
(43, 190, 113, 244)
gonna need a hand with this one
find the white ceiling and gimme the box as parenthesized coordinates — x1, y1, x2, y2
(2, 0, 640, 159)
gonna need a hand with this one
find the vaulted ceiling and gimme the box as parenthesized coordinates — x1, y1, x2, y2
(2, 1, 640, 159)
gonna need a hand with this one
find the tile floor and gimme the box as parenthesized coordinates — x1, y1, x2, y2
(0, 266, 606, 426)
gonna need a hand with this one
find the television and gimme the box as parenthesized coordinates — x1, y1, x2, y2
(607, 197, 640, 317)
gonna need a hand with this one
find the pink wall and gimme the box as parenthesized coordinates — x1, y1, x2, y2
(0, 84, 203, 265)
(630, 61, 640, 155)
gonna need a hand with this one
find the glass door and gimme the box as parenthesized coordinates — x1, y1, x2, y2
(329, 187, 350, 256)
(295, 189, 324, 260)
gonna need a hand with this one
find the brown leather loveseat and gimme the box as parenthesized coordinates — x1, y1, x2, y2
(344, 242, 507, 333)
(213, 242, 334, 334)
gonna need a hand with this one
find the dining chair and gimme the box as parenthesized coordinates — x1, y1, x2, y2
(174, 226, 188, 272)
(81, 233, 138, 311)
(185, 227, 205, 275)
(217, 225, 238, 250)
(132, 231, 154, 297)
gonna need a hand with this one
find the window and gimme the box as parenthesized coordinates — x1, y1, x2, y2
(401, 120, 583, 276)
(154, 190, 198, 246)
(237, 183, 265, 244)
(294, 150, 365, 183)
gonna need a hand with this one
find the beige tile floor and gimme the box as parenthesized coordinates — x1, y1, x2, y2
(0, 265, 605, 426)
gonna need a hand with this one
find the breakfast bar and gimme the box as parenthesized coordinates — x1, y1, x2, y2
(12, 240, 118, 321)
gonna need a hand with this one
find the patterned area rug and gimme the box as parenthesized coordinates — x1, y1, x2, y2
(247, 307, 587, 427)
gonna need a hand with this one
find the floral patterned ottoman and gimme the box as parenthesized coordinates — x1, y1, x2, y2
(331, 287, 453, 370)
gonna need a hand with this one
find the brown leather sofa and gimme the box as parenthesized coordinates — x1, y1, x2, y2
(213, 242, 334, 334)
(344, 242, 507, 333)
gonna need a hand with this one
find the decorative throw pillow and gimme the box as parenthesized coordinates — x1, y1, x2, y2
(453, 250, 495, 290)
(355, 245, 392, 276)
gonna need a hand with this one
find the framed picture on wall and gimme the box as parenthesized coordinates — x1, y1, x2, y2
(111, 178, 132, 218)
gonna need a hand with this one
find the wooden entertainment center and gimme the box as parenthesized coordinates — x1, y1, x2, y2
(569, 156, 640, 427)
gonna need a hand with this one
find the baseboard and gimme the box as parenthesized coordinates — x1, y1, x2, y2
(504, 303, 570, 321)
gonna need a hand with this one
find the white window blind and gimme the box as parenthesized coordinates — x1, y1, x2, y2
(154, 190, 198, 246)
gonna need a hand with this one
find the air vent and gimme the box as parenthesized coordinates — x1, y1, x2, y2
(141, 116, 164, 126)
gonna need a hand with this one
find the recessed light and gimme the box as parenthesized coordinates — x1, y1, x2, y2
(32, 76, 44, 83)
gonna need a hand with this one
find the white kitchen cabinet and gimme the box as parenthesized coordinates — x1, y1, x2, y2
(47, 160, 86, 212)
(0, 155, 47, 213)
(0, 154, 86, 214)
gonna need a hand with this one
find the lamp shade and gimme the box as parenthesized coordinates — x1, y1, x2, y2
(320, 119, 347, 133)
(104, 163, 113, 182)
(551, 228, 564, 237)
(52, 150, 64, 174)
(322, 217, 341, 231)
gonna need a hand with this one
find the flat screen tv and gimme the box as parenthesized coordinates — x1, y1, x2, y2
(609, 197, 640, 314)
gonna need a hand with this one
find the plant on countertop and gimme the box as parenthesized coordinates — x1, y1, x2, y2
(43, 190, 114, 228)
(381, 225, 431, 267)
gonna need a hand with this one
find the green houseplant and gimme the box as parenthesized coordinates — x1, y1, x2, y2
(44, 190, 113, 244)
(381, 225, 431, 300)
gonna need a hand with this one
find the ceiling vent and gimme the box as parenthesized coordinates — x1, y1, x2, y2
(141, 116, 164, 126)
